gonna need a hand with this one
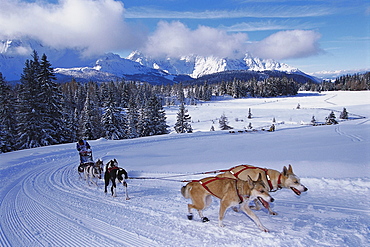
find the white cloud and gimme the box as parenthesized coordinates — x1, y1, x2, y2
(248, 30, 322, 60)
(0, 1, 322, 60)
(142, 21, 248, 58)
(0, 0, 146, 56)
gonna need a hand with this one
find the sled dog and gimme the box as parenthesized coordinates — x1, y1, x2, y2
(217, 164, 307, 215)
(181, 174, 274, 232)
(84, 159, 103, 187)
(104, 159, 130, 200)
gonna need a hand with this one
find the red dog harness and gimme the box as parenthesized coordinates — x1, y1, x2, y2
(224, 165, 282, 192)
(189, 177, 245, 203)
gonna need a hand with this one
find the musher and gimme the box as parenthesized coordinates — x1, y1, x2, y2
(76, 139, 92, 165)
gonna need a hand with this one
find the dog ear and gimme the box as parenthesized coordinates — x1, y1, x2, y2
(288, 164, 293, 174)
(257, 173, 263, 182)
(283, 166, 288, 176)
(247, 175, 254, 187)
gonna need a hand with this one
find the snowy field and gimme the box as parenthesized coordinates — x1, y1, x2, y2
(0, 91, 369, 246)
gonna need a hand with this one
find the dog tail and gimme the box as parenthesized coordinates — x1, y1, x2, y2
(181, 184, 191, 199)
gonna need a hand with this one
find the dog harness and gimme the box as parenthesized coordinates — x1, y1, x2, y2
(190, 177, 245, 204)
(225, 165, 282, 192)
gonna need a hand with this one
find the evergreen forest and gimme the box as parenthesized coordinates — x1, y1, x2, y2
(0, 51, 369, 153)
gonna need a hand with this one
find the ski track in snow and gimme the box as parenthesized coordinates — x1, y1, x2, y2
(1, 137, 369, 246)
(0, 149, 157, 247)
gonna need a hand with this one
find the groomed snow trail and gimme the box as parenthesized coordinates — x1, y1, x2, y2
(1, 133, 369, 246)
(0, 147, 157, 247)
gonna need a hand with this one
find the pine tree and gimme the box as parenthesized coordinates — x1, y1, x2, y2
(174, 103, 192, 133)
(145, 95, 168, 136)
(219, 113, 232, 130)
(79, 83, 102, 140)
(101, 85, 127, 140)
(38, 53, 70, 144)
(311, 115, 317, 125)
(325, 111, 338, 125)
(16, 51, 51, 149)
(248, 108, 252, 119)
(340, 107, 348, 119)
(0, 73, 17, 152)
(126, 99, 139, 139)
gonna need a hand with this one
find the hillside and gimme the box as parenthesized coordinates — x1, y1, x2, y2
(0, 91, 369, 246)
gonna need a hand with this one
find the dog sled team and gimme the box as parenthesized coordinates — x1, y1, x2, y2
(182, 164, 307, 232)
(76, 140, 130, 200)
(76, 139, 307, 232)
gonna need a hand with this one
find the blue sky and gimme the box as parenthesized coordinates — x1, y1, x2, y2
(1, 0, 369, 74)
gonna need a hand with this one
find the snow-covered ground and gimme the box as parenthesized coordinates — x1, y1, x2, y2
(0, 91, 369, 246)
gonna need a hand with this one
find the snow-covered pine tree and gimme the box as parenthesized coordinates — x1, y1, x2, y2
(60, 79, 80, 142)
(325, 111, 338, 125)
(101, 84, 128, 140)
(248, 108, 252, 119)
(79, 82, 102, 140)
(38, 53, 70, 144)
(174, 103, 192, 133)
(126, 98, 140, 139)
(0, 73, 17, 153)
(219, 113, 233, 130)
(340, 107, 349, 119)
(311, 115, 317, 125)
(16, 51, 56, 149)
(144, 95, 168, 136)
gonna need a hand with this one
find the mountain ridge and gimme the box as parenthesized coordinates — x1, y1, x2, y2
(1, 38, 318, 84)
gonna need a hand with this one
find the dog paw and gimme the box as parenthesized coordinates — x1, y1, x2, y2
(270, 211, 278, 216)
(232, 206, 240, 212)
(201, 217, 209, 222)
(187, 214, 193, 220)
(125, 197, 130, 200)
(260, 227, 269, 232)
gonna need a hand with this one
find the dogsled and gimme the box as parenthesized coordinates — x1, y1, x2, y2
(78, 149, 94, 173)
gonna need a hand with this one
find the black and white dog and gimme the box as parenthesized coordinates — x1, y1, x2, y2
(84, 159, 103, 187)
(104, 159, 130, 200)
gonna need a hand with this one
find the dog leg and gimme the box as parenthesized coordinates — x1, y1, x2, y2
(187, 205, 194, 220)
(218, 200, 230, 227)
(187, 204, 209, 222)
(111, 179, 117, 197)
(123, 181, 130, 200)
(251, 199, 277, 215)
(267, 206, 278, 215)
(240, 202, 269, 232)
(198, 210, 209, 222)
(250, 199, 262, 210)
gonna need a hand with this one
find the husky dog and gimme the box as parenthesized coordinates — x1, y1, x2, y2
(84, 159, 103, 187)
(104, 159, 130, 200)
(181, 174, 274, 232)
(217, 164, 308, 215)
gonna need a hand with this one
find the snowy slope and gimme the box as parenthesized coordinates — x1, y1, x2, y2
(0, 92, 369, 246)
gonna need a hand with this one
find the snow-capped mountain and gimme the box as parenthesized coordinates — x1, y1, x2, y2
(309, 68, 370, 80)
(1, 38, 318, 84)
(1, 39, 99, 81)
(127, 51, 300, 79)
